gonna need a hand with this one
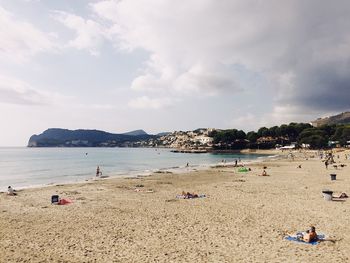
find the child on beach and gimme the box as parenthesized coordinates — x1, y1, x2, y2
(96, 166, 101, 177)
(7, 186, 16, 196)
(260, 169, 268, 176)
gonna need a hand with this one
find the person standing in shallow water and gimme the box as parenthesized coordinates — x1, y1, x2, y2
(96, 166, 100, 177)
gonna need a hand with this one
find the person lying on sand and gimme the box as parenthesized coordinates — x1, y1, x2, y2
(287, 226, 339, 244)
(182, 191, 199, 199)
(291, 226, 317, 243)
(300, 226, 318, 243)
(334, 192, 348, 199)
(176, 192, 206, 199)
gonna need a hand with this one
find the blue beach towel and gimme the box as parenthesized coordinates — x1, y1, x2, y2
(285, 233, 325, 245)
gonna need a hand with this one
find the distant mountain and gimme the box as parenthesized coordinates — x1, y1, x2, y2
(28, 128, 155, 147)
(122, 129, 148, 136)
(311, 112, 350, 127)
(156, 132, 171, 136)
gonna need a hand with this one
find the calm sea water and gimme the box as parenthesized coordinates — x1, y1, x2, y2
(0, 147, 265, 190)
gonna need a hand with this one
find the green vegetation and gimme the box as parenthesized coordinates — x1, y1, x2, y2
(210, 123, 350, 149)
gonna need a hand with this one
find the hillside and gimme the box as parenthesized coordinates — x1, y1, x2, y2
(122, 129, 148, 136)
(311, 112, 350, 127)
(28, 128, 154, 147)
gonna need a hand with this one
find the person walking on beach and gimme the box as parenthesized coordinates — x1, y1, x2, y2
(325, 160, 328, 169)
(96, 166, 101, 177)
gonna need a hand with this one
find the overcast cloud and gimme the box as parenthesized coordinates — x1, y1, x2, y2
(88, 0, 350, 114)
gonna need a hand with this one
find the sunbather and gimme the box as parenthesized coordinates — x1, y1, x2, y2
(299, 226, 318, 243)
(182, 191, 198, 199)
(337, 192, 348, 198)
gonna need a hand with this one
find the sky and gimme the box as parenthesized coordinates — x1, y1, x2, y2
(1, 0, 350, 146)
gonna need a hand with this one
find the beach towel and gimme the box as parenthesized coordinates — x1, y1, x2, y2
(285, 233, 325, 245)
(238, 167, 248, 172)
(58, 198, 73, 205)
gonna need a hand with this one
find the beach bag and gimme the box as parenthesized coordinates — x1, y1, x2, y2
(51, 195, 59, 204)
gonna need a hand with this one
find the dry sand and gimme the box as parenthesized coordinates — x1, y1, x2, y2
(1, 149, 350, 262)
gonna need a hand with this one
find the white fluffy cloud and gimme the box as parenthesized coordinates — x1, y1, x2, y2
(53, 11, 105, 56)
(0, 6, 55, 63)
(92, 0, 248, 96)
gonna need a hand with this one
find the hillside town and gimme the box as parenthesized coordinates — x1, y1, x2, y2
(133, 128, 215, 151)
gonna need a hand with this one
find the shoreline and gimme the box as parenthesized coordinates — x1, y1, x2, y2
(1, 149, 276, 191)
(2, 149, 349, 262)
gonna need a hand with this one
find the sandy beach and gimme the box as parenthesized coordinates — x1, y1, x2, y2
(1, 149, 350, 262)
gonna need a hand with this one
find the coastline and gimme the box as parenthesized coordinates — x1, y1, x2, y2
(1, 149, 349, 262)
(0, 148, 270, 191)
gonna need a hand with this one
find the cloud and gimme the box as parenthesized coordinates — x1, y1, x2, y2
(53, 11, 106, 56)
(90, 0, 246, 96)
(128, 96, 175, 109)
(0, 75, 49, 105)
(0, 75, 68, 106)
(227, 113, 260, 132)
(0, 6, 56, 63)
(88, 0, 350, 118)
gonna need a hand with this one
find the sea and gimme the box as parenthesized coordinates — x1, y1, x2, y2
(0, 147, 267, 191)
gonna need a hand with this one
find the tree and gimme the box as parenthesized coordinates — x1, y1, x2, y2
(294, 123, 312, 134)
(247, 131, 258, 143)
(268, 126, 279, 137)
(257, 127, 269, 137)
(236, 130, 246, 140)
(279, 124, 289, 137)
(318, 124, 337, 137)
(298, 128, 328, 148)
(331, 126, 344, 141)
(299, 135, 328, 149)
